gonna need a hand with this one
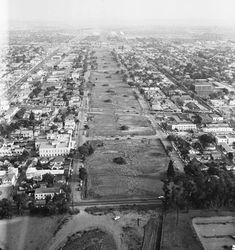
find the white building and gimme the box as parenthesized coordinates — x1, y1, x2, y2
(0, 99, 9, 111)
(203, 124, 233, 134)
(69, 96, 81, 107)
(35, 187, 61, 200)
(210, 114, 224, 122)
(216, 134, 235, 146)
(0, 144, 25, 157)
(64, 115, 76, 130)
(36, 133, 75, 157)
(72, 72, 80, 80)
(171, 122, 197, 131)
(26, 167, 64, 180)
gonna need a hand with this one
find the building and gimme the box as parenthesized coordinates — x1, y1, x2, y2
(36, 133, 75, 157)
(171, 122, 197, 131)
(0, 144, 25, 157)
(210, 114, 224, 122)
(26, 167, 64, 180)
(64, 115, 76, 130)
(202, 124, 233, 134)
(216, 135, 228, 145)
(0, 98, 9, 111)
(69, 96, 81, 107)
(194, 82, 213, 97)
(216, 134, 235, 146)
(34, 187, 61, 200)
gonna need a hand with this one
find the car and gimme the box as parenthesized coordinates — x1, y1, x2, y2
(157, 196, 165, 200)
(113, 216, 120, 220)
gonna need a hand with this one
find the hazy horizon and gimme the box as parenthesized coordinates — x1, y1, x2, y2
(0, 0, 233, 30)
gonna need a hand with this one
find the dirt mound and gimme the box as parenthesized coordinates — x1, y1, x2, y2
(62, 228, 117, 250)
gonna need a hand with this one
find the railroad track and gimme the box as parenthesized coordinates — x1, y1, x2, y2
(72, 197, 162, 207)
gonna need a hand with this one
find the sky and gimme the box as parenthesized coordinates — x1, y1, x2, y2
(1, 0, 235, 28)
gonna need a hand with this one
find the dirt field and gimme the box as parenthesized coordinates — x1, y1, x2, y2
(87, 48, 155, 137)
(47, 208, 158, 250)
(193, 216, 235, 250)
(85, 139, 169, 199)
(161, 210, 235, 250)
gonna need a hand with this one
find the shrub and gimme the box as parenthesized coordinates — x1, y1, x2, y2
(113, 157, 126, 165)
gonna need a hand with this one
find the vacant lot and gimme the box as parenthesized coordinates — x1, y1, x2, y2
(193, 216, 235, 250)
(85, 139, 169, 199)
(47, 208, 158, 250)
(88, 49, 155, 137)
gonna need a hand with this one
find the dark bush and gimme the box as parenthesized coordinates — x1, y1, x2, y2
(113, 157, 126, 165)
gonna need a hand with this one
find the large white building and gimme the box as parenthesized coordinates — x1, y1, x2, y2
(36, 133, 75, 157)
(203, 124, 233, 134)
(171, 122, 197, 131)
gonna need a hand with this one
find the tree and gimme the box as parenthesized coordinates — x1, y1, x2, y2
(29, 111, 35, 121)
(162, 179, 171, 209)
(192, 115, 202, 125)
(42, 173, 54, 186)
(113, 157, 126, 165)
(78, 142, 94, 157)
(184, 160, 204, 178)
(167, 160, 175, 179)
(79, 168, 87, 181)
(199, 134, 215, 147)
(167, 134, 176, 141)
(228, 152, 233, 161)
(0, 199, 12, 218)
(13, 193, 27, 214)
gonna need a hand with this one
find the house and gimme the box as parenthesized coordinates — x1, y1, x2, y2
(64, 115, 76, 130)
(69, 96, 81, 107)
(34, 186, 61, 200)
(20, 129, 34, 139)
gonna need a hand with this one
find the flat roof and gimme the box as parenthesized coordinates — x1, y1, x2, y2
(35, 187, 60, 194)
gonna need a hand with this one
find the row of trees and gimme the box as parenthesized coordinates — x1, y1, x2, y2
(163, 159, 235, 210)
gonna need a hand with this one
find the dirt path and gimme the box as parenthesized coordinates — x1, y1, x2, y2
(17, 216, 29, 250)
